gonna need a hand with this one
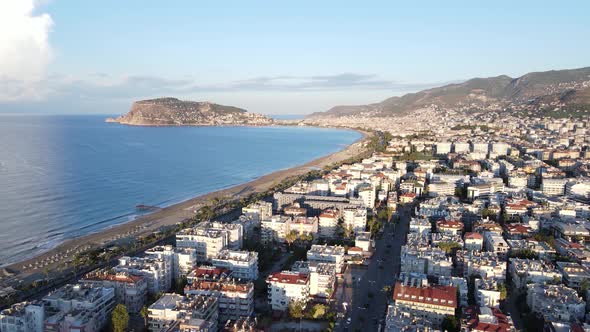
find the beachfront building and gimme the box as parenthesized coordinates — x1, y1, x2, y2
(307, 245, 346, 273)
(42, 283, 115, 332)
(114, 256, 171, 295)
(211, 249, 259, 281)
(185, 266, 254, 321)
(266, 271, 310, 311)
(147, 293, 218, 332)
(242, 201, 273, 222)
(81, 270, 148, 314)
(0, 302, 44, 332)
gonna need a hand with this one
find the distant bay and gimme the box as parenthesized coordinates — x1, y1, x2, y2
(0, 115, 361, 266)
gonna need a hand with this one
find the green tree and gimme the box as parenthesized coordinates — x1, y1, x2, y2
(288, 300, 305, 319)
(140, 305, 149, 327)
(309, 303, 328, 319)
(498, 283, 507, 300)
(441, 315, 459, 332)
(285, 230, 299, 248)
(111, 304, 129, 332)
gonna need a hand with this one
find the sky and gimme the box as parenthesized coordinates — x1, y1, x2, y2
(1, 0, 589, 115)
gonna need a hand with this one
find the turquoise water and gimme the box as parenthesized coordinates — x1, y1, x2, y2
(0, 115, 360, 265)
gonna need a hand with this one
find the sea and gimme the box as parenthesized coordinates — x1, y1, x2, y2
(0, 115, 361, 266)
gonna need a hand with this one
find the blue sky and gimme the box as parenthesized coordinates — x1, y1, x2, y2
(1, 0, 589, 115)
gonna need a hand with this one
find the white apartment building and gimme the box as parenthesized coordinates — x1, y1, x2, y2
(176, 228, 228, 262)
(81, 270, 148, 314)
(211, 249, 258, 281)
(556, 261, 590, 289)
(475, 278, 502, 308)
(147, 293, 218, 332)
(260, 215, 291, 244)
(435, 142, 452, 155)
(195, 221, 243, 250)
(461, 251, 506, 280)
(0, 302, 44, 332)
(307, 245, 346, 273)
(144, 245, 197, 282)
(308, 262, 336, 299)
(526, 284, 585, 323)
(454, 142, 471, 153)
(542, 178, 569, 196)
(318, 209, 339, 239)
(342, 207, 367, 234)
(464, 232, 484, 251)
(409, 217, 431, 236)
(115, 256, 171, 295)
(427, 181, 456, 197)
(355, 231, 372, 252)
(242, 201, 273, 222)
(185, 270, 254, 322)
(289, 216, 319, 238)
(392, 282, 457, 327)
(358, 185, 376, 209)
(509, 258, 561, 290)
(42, 284, 115, 332)
(484, 232, 509, 256)
(266, 271, 310, 311)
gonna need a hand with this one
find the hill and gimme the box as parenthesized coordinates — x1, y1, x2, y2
(306, 67, 590, 119)
(106, 98, 273, 126)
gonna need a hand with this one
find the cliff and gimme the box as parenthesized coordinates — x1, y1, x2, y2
(106, 98, 274, 126)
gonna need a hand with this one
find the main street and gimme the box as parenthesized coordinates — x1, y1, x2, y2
(335, 205, 411, 332)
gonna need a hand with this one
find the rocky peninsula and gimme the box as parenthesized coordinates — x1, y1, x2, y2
(106, 97, 274, 126)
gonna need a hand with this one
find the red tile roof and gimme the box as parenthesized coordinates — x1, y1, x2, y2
(465, 232, 483, 240)
(393, 282, 457, 308)
(267, 272, 309, 285)
(437, 219, 464, 230)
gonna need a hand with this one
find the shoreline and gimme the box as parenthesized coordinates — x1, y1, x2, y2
(4, 128, 370, 279)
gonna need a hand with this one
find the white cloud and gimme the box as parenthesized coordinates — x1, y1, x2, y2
(0, 0, 53, 100)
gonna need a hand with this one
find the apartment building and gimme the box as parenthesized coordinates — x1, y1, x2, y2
(81, 270, 147, 314)
(0, 302, 44, 332)
(115, 256, 172, 295)
(176, 228, 228, 262)
(509, 258, 561, 290)
(342, 207, 367, 234)
(475, 278, 503, 308)
(464, 232, 484, 251)
(266, 271, 310, 311)
(144, 245, 197, 281)
(147, 293, 218, 332)
(260, 215, 291, 244)
(526, 284, 585, 323)
(542, 178, 569, 196)
(307, 245, 346, 273)
(185, 268, 254, 321)
(392, 282, 457, 327)
(318, 209, 339, 239)
(211, 249, 259, 281)
(556, 261, 590, 289)
(42, 284, 115, 332)
(427, 181, 456, 197)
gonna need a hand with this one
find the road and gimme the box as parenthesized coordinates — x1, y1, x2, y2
(335, 205, 411, 332)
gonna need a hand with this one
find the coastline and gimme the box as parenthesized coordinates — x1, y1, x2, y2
(4, 128, 369, 279)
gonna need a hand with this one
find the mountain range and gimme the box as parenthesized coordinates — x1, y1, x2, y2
(307, 66, 590, 119)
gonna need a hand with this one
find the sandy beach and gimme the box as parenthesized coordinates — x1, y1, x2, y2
(4, 129, 369, 281)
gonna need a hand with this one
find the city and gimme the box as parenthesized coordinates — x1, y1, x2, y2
(2, 107, 590, 331)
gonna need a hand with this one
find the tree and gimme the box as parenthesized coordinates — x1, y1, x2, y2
(285, 231, 299, 248)
(140, 305, 149, 327)
(498, 283, 507, 300)
(111, 304, 129, 332)
(441, 315, 459, 332)
(309, 303, 328, 319)
(288, 300, 305, 319)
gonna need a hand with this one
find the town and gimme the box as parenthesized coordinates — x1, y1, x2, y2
(1, 109, 590, 332)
